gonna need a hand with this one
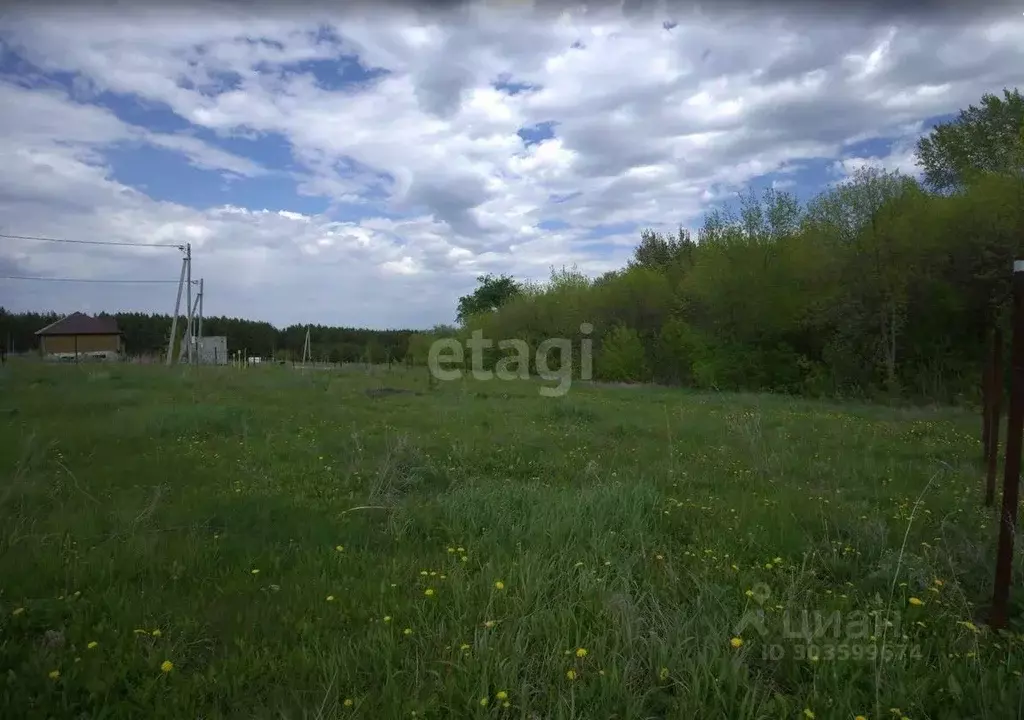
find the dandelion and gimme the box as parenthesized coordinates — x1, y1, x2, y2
(494, 581, 505, 590)
(327, 595, 335, 602)
(566, 669, 577, 681)
(12, 607, 24, 616)
(87, 641, 98, 649)
(855, 716, 867, 720)
(496, 691, 508, 701)
(459, 643, 470, 651)
(576, 648, 588, 658)
(403, 628, 413, 636)
(151, 629, 162, 637)
(958, 620, 980, 633)
(344, 699, 354, 708)
(744, 589, 754, 598)
(424, 588, 435, 597)
(383, 616, 392, 623)
(658, 667, 669, 681)
(803, 710, 815, 719)
(730, 637, 744, 649)
(48, 669, 60, 680)
(160, 660, 174, 673)
(480, 697, 489, 707)
(335, 545, 344, 552)
(908, 597, 924, 606)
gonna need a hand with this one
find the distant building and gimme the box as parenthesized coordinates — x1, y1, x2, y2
(179, 335, 228, 365)
(35, 312, 123, 361)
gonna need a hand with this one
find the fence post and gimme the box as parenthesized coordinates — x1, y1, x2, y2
(990, 260, 1024, 629)
(986, 326, 1003, 506)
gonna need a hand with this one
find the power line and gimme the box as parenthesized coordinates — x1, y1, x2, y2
(0, 232, 185, 249)
(1, 275, 197, 284)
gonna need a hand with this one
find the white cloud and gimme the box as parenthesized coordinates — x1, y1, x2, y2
(1, 3, 1023, 327)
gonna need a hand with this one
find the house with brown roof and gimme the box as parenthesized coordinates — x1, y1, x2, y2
(35, 312, 124, 361)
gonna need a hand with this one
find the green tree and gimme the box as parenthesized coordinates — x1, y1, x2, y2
(456, 274, 523, 324)
(916, 88, 1024, 192)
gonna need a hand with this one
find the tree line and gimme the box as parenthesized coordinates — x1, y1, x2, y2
(422, 88, 1024, 402)
(0, 309, 414, 364)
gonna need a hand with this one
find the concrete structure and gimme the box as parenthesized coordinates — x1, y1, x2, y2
(177, 335, 228, 365)
(35, 312, 123, 361)
(198, 336, 228, 365)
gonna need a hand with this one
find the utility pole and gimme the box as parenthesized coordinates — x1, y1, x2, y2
(185, 243, 193, 365)
(166, 249, 188, 366)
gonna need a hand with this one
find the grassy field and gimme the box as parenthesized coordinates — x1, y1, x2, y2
(1, 362, 1022, 719)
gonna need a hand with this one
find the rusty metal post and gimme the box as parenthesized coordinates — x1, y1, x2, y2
(987, 327, 1003, 506)
(984, 329, 993, 464)
(990, 261, 1024, 629)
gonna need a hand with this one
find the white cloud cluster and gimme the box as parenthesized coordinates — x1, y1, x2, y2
(0, 3, 1022, 328)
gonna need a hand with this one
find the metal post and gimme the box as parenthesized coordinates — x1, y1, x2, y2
(166, 254, 187, 366)
(198, 278, 204, 364)
(185, 243, 192, 365)
(984, 330, 993, 465)
(990, 260, 1024, 629)
(986, 327, 1003, 506)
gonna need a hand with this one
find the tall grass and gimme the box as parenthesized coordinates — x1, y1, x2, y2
(0, 363, 1019, 718)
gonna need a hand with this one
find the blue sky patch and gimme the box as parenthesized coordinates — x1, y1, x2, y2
(518, 120, 558, 147)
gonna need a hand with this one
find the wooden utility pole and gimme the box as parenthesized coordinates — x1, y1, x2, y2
(990, 260, 1024, 629)
(166, 251, 188, 366)
(986, 327, 1003, 506)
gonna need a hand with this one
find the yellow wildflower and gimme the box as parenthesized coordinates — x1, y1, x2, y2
(343, 698, 354, 708)
(250, 569, 260, 575)
(87, 641, 98, 649)
(335, 545, 344, 552)
(48, 670, 60, 680)
(803, 710, 815, 719)
(12, 607, 24, 616)
(160, 660, 173, 673)
(496, 690, 508, 701)
(326, 595, 335, 602)
(484, 620, 495, 629)
(566, 669, 577, 681)
(151, 629, 161, 637)
(383, 616, 392, 623)
(494, 581, 505, 590)
(424, 588, 435, 597)
(479, 697, 489, 707)
(658, 667, 669, 681)
(908, 597, 924, 606)
(730, 637, 744, 649)
(459, 643, 470, 651)
(576, 648, 587, 657)
(403, 628, 413, 635)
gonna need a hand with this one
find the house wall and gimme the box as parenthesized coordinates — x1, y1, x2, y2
(41, 334, 122, 356)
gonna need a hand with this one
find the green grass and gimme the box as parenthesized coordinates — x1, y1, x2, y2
(0, 362, 1021, 719)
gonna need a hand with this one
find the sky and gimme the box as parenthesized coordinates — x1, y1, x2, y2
(0, 1, 1022, 330)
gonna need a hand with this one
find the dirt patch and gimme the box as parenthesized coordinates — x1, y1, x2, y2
(365, 387, 422, 399)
